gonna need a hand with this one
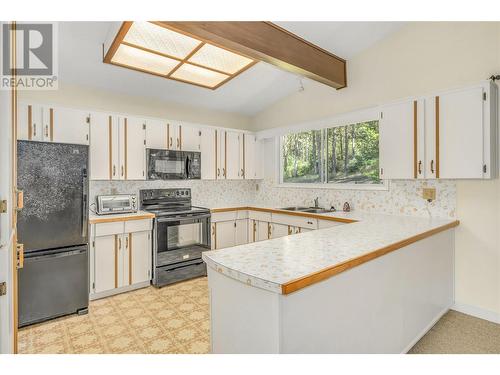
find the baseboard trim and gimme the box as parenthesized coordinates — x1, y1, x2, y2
(89, 281, 151, 301)
(452, 302, 500, 324)
(401, 306, 450, 354)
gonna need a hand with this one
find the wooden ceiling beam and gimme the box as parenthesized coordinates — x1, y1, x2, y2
(157, 21, 347, 89)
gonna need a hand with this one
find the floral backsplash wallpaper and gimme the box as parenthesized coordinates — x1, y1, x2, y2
(91, 177, 456, 219)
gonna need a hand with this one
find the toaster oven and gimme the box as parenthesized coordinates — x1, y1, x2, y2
(96, 194, 137, 215)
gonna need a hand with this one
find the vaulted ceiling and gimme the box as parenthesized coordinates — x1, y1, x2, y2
(58, 21, 405, 116)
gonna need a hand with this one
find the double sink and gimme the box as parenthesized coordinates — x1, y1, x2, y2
(279, 206, 332, 214)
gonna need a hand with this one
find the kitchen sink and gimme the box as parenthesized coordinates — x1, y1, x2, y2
(279, 206, 310, 211)
(302, 208, 332, 214)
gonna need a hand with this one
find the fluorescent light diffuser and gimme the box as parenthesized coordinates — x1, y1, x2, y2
(188, 44, 254, 74)
(105, 22, 257, 89)
(124, 21, 201, 59)
(170, 63, 229, 88)
(111, 44, 179, 76)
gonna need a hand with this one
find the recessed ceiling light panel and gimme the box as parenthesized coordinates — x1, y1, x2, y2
(104, 22, 258, 89)
(170, 63, 229, 88)
(111, 44, 179, 76)
(188, 44, 254, 74)
(124, 21, 201, 59)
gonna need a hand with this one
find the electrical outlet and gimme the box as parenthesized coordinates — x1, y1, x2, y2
(422, 187, 436, 201)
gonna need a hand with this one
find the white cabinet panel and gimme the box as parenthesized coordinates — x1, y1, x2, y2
(432, 87, 484, 179)
(244, 134, 257, 179)
(89, 112, 112, 180)
(180, 123, 200, 152)
(200, 127, 217, 180)
(235, 219, 248, 245)
(168, 122, 180, 150)
(52, 107, 90, 145)
(270, 223, 289, 239)
(256, 221, 269, 242)
(218, 130, 226, 179)
(215, 221, 236, 249)
(226, 130, 242, 179)
(18, 103, 43, 141)
(124, 116, 146, 180)
(146, 119, 168, 149)
(94, 235, 116, 293)
(379, 99, 420, 179)
(130, 231, 151, 284)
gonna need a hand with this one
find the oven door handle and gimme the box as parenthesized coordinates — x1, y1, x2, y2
(156, 213, 212, 223)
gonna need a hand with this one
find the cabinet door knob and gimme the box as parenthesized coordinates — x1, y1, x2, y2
(113, 165, 116, 176)
(418, 160, 422, 175)
(169, 137, 173, 148)
(121, 165, 124, 177)
(217, 168, 220, 177)
(45, 125, 49, 138)
(430, 160, 435, 174)
(33, 123, 36, 137)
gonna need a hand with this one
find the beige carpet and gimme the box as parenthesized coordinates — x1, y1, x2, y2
(409, 310, 500, 354)
(19, 276, 500, 354)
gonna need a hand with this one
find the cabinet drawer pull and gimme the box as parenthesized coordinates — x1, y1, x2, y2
(121, 165, 124, 177)
(118, 237, 122, 250)
(125, 236, 128, 249)
(307, 221, 313, 225)
(430, 160, 435, 174)
(33, 123, 36, 137)
(45, 125, 49, 138)
(176, 138, 179, 149)
(222, 168, 226, 177)
(418, 160, 422, 175)
(113, 165, 116, 176)
(217, 168, 220, 177)
(169, 137, 173, 148)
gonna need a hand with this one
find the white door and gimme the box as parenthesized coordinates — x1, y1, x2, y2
(52, 107, 90, 145)
(0, 76, 15, 353)
(94, 235, 117, 293)
(218, 130, 226, 179)
(215, 221, 236, 249)
(379, 99, 420, 180)
(130, 231, 151, 284)
(180, 123, 200, 152)
(235, 219, 248, 245)
(226, 131, 241, 179)
(146, 119, 169, 149)
(430, 87, 485, 179)
(244, 134, 256, 179)
(18, 103, 43, 141)
(270, 223, 289, 239)
(168, 122, 180, 150)
(124, 117, 146, 180)
(200, 127, 217, 180)
(256, 221, 269, 241)
(89, 112, 112, 180)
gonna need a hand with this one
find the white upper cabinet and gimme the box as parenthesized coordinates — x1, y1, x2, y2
(379, 81, 498, 180)
(200, 127, 217, 180)
(424, 82, 497, 179)
(167, 122, 180, 150)
(218, 130, 226, 179)
(89, 112, 113, 180)
(379, 98, 424, 179)
(52, 107, 90, 145)
(18, 103, 89, 145)
(226, 130, 242, 179)
(123, 116, 146, 180)
(243, 134, 264, 180)
(180, 123, 201, 152)
(145, 119, 168, 149)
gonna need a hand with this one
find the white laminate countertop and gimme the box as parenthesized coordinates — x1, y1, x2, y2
(202, 210, 459, 295)
(89, 210, 155, 224)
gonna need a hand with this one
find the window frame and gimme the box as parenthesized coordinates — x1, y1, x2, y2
(277, 121, 390, 191)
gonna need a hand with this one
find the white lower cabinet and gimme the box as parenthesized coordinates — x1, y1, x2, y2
(90, 219, 152, 299)
(270, 223, 289, 239)
(214, 221, 237, 249)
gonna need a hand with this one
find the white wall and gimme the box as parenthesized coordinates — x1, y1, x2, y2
(19, 83, 252, 130)
(252, 22, 500, 320)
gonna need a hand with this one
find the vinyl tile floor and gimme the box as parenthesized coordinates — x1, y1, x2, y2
(18, 277, 500, 354)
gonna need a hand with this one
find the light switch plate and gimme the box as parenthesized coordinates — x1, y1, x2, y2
(422, 187, 436, 201)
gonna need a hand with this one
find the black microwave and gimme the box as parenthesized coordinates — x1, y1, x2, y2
(147, 149, 201, 180)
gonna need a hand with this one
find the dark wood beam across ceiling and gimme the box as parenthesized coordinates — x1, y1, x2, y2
(157, 21, 347, 89)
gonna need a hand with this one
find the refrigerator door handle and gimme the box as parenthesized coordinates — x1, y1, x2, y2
(81, 168, 88, 238)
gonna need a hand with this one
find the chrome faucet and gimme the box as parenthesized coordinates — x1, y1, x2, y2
(313, 197, 319, 208)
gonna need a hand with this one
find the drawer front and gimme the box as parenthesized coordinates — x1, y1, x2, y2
(156, 261, 207, 286)
(248, 210, 272, 222)
(124, 218, 152, 233)
(211, 211, 238, 222)
(94, 221, 124, 237)
(272, 213, 317, 229)
(318, 219, 345, 229)
(236, 210, 249, 220)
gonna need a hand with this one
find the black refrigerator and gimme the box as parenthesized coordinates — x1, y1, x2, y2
(17, 140, 89, 327)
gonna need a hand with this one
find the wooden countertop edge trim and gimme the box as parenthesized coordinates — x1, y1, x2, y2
(280, 220, 460, 295)
(89, 213, 155, 224)
(210, 206, 357, 224)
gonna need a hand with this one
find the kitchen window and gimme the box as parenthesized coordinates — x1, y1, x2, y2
(280, 120, 386, 189)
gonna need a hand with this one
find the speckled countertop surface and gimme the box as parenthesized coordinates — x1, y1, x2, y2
(202, 210, 458, 294)
(89, 210, 154, 224)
